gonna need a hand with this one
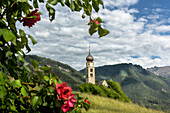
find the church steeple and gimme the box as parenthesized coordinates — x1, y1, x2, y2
(86, 46, 95, 84)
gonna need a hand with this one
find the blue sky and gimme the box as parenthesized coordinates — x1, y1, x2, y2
(17, 0, 170, 70)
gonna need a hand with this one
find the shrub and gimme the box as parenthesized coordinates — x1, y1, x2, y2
(78, 82, 131, 103)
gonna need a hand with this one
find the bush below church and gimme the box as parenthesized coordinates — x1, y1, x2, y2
(78, 80, 131, 103)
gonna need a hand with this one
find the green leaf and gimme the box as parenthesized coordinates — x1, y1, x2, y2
(89, 22, 98, 36)
(98, 0, 104, 8)
(28, 35, 37, 45)
(37, 71, 44, 78)
(21, 87, 29, 96)
(49, 79, 52, 85)
(40, 66, 52, 72)
(19, 29, 26, 37)
(49, 87, 54, 93)
(0, 86, 7, 98)
(20, 105, 25, 110)
(46, 3, 55, 21)
(0, 29, 2, 37)
(98, 26, 110, 37)
(33, 0, 39, 8)
(65, 0, 70, 7)
(21, 35, 28, 45)
(96, 17, 104, 23)
(21, 2, 30, 15)
(18, 0, 27, 2)
(11, 36, 17, 46)
(0, 20, 6, 27)
(12, 80, 22, 88)
(17, 53, 25, 62)
(75, 0, 82, 7)
(92, 0, 99, 12)
(2, 29, 16, 43)
(0, 41, 3, 45)
(9, 31, 16, 45)
(71, 0, 75, 11)
(6, 51, 13, 57)
(26, 43, 31, 53)
(10, 105, 17, 111)
(24, 66, 31, 72)
(83, 3, 92, 16)
(48, 0, 58, 5)
(83, 101, 90, 111)
(2, 28, 12, 42)
(75, 108, 81, 113)
(31, 96, 39, 108)
(44, 76, 49, 82)
(32, 60, 39, 69)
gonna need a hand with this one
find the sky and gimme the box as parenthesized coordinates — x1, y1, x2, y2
(17, 0, 170, 70)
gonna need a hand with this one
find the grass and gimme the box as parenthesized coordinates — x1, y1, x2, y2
(76, 92, 164, 113)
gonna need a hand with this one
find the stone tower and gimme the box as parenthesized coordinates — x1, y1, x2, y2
(86, 47, 95, 84)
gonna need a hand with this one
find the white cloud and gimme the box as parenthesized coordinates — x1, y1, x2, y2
(103, 0, 139, 8)
(155, 25, 170, 33)
(16, 1, 170, 70)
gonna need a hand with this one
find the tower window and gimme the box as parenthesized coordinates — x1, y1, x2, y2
(90, 69, 93, 72)
(90, 74, 93, 77)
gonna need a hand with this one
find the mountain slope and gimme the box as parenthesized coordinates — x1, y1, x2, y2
(25, 55, 85, 90)
(80, 63, 170, 111)
(147, 66, 170, 78)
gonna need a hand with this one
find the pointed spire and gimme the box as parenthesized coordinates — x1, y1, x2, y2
(89, 46, 91, 55)
(86, 46, 94, 62)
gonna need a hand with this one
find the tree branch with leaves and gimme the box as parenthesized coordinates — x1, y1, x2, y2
(0, 0, 109, 112)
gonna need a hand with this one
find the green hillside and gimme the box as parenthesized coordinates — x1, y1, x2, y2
(25, 55, 170, 111)
(77, 92, 165, 113)
(80, 63, 170, 111)
(25, 55, 85, 90)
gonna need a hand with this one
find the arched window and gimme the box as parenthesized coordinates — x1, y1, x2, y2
(90, 74, 93, 77)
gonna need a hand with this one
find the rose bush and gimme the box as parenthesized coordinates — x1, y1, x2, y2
(0, 0, 107, 112)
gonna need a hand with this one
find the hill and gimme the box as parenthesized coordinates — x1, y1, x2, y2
(80, 63, 170, 111)
(77, 92, 165, 113)
(25, 55, 85, 90)
(147, 66, 170, 78)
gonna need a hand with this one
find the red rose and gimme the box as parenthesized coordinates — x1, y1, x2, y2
(21, 9, 41, 28)
(61, 94, 76, 112)
(56, 82, 72, 100)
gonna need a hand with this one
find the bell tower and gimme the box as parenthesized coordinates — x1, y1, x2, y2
(86, 46, 95, 84)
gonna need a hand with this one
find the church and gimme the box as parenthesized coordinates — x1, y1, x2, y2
(85, 47, 108, 87)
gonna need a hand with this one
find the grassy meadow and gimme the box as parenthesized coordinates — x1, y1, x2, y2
(77, 92, 165, 113)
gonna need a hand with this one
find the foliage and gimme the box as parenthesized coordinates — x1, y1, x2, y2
(0, 60, 90, 112)
(0, 0, 109, 112)
(78, 82, 131, 103)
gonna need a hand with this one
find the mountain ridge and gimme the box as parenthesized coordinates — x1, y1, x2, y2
(147, 66, 170, 78)
(80, 63, 170, 111)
